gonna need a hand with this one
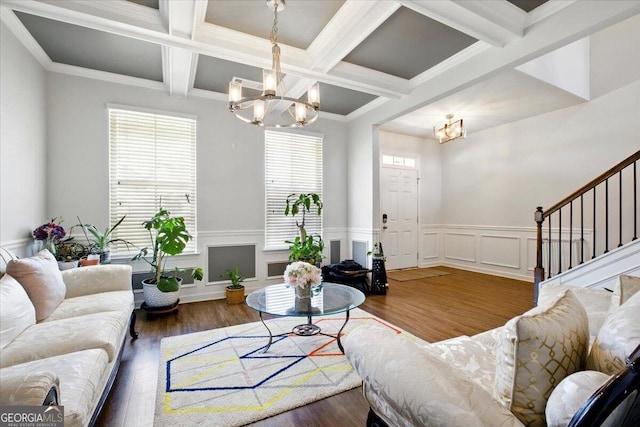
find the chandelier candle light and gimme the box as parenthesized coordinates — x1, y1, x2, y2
(228, 0, 320, 128)
(434, 114, 466, 143)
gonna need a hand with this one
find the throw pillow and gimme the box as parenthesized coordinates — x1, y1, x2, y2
(539, 284, 610, 338)
(545, 370, 611, 427)
(0, 274, 36, 350)
(0, 247, 19, 278)
(6, 250, 66, 322)
(610, 275, 640, 311)
(587, 290, 640, 375)
(494, 289, 589, 427)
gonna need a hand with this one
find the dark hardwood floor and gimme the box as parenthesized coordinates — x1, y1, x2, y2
(96, 267, 534, 427)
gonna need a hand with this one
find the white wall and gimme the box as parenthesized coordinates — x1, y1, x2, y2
(36, 73, 349, 303)
(590, 14, 640, 99)
(0, 22, 47, 253)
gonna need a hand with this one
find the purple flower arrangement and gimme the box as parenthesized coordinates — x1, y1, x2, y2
(32, 218, 66, 241)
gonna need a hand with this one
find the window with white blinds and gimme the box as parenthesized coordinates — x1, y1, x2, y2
(108, 107, 197, 255)
(265, 130, 323, 250)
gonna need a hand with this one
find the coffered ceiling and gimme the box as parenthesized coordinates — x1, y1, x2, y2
(1, 0, 638, 138)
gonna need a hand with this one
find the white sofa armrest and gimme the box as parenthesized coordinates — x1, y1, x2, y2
(0, 369, 60, 405)
(344, 325, 524, 427)
(61, 265, 132, 298)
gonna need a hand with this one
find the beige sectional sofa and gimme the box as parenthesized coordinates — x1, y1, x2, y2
(0, 248, 136, 427)
(344, 275, 640, 427)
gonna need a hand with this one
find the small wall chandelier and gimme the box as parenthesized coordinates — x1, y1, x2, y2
(228, 0, 320, 128)
(434, 114, 466, 143)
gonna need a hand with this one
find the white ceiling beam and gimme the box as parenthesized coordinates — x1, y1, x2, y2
(307, 0, 400, 73)
(398, 0, 524, 47)
(195, 23, 408, 98)
(2, 0, 408, 99)
(158, 0, 202, 96)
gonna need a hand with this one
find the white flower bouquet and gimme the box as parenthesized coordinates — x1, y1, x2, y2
(284, 261, 322, 289)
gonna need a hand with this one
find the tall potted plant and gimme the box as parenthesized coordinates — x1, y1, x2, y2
(132, 208, 203, 307)
(284, 193, 324, 265)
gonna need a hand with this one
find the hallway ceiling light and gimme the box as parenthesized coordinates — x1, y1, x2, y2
(228, 0, 320, 128)
(434, 114, 466, 143)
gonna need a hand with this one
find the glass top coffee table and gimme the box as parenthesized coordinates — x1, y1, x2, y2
(246, 282, 366, 353)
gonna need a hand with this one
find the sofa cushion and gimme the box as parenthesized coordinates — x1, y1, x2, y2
(0, 369, 60, 406)
(587, 290, 640, 375)
(0, 274, 36, 350)
(6, 249, 66, 321)
(425, 335, 497, 392)
(0, 247, 18, 278)
(43, 291, 134, 322)
(345, 325, 524, 427)
(0, 349, 110, 427)
(545, 370, 611, 427)
(610, 275, 640, 310)
(494, 289, 589, 427)
(0, 311, 128, 369)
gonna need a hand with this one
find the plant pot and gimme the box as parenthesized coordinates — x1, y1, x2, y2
(57, 260, 78, 270)
(99, 246, 111, 264)
(226, 286, 245, 304)
(143, 278, 180, 307)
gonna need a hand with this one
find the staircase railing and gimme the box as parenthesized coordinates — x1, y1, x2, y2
(534, 150, 640, 302)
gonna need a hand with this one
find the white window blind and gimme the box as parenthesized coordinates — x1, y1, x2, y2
(109, 107, 197, 254)
(265, 130, 323, 250)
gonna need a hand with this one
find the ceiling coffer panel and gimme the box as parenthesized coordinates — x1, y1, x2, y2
(343, 7, 477, 80)
(317, 83, 378, 116)
(126, 0, 159, 10)
(204, 0, 345, 50)
(194, 54, 264, 95)
(506, 0, 549, 13)
(15, 11, 163, 82)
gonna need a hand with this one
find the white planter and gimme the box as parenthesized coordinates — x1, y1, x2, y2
(142, 279, 180, 307)
(58, 260, 79, 270)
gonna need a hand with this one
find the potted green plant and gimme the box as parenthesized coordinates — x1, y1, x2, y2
(132, 208, 203, 307)
(284, 193, 324, 265)
(286, 234, 325, 266)
(76, 215, 132, 264)
(221, 264, 245, 304)
(55, 238, 90, 270)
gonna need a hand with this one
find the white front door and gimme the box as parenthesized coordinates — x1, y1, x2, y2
(380, 167, 418, 270)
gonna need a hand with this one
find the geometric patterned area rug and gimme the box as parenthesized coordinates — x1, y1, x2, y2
(387, 268, 450, 282)
(155, 308, 419, 427)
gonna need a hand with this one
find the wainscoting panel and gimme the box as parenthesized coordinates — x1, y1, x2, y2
(207, 244, 256, 283)
(480, 235, 521, 269)
(352, 240, 368, 268)
(444, 233, 476, 263)
(421, 232, 438, 260)
(330, 240, 341, 264)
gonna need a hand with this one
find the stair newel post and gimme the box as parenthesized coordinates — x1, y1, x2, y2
(534, 206, 545, 306)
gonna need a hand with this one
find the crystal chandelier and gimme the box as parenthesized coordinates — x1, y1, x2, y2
(228, 0, 320, 128)
(434, 114, 466, 143)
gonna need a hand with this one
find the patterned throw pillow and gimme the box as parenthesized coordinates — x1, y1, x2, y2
(6, 250, 66, 322)
(588, 290, 640, 375)
(494, 290, 589, 427)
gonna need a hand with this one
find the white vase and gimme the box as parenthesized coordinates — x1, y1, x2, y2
(142, 279, 180, 307)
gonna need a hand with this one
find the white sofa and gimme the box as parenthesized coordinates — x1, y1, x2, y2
(0, 248, 136, 427)
(344, 276, 640, 427)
